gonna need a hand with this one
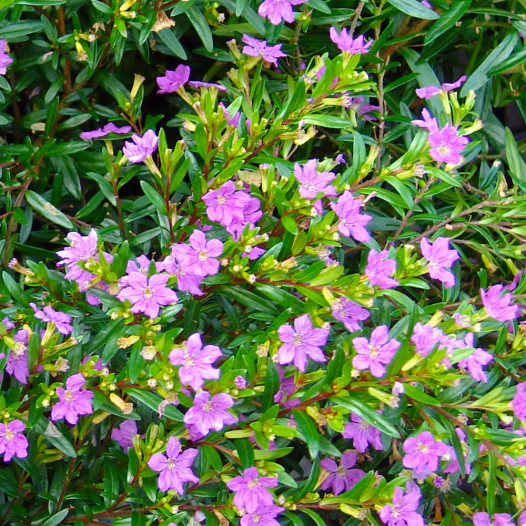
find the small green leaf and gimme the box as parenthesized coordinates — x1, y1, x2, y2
(386, 0, 439, 19)
(331, 396, 400, 438)
(41, 509, 69, 526)
(236, 439, 255, 470)
(424, 0, 471, 44)
(186, 6, 214, 52)
(35, 417, 77, 458)
(292, 410, 320, 459)
(281, 214, 298, 235)
(505, 127, 526, 183)
(404, 384, 441, 406)
(125, 388, 184, 421)
(140, 180, 166, 213)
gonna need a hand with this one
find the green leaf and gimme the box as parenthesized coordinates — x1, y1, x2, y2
(281, 213, 298, 235)
(140, 180, 166, 213)
(125, 388, 184, 421)
(157, 28, 187, 60)
(41, 509, 69, 526)
(35, 417, 77, 458)
(0, 20, 45, 39)
(25, 190, 75, 230)
(386, 0, 439, 19)
(505, 127, 526, 183)
(186, 6, 214, 52)
(487, 451, 496, 515)
(404, 384, 441, 406)
(236, 438, 255, 470)
(262, 361, 280, 411)
(301, 115, 353, 128)
(2, 271, 29, 306)
(331, 396, 400, 438)
(460, 32, 519, 96)
(424, 0, 471, 44)
(291, 457, 320, 500)
(292, 410, 320, 459)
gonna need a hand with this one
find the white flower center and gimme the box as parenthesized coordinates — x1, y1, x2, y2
(65, 390, 74, 402)
(144, 287, 153, 299)
(203, 401, 213, 413)
(293, 334, 303, 347)
(198, 251, 209, 262)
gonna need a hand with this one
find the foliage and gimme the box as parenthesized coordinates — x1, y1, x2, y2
(0, 0, 526, 525)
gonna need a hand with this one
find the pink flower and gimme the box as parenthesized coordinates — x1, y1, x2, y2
(342, 413, 383, 453)
(331, 297, 370, 332)
(188, 81, 227, 91)
(416, 75, 467, 99)
(0, 39, 13, 75)
(428, 123, 469, 164)
(240, 504, 284, 526)
(320, 451, 366, 495)
(0, 420, 28, 461)
(169, 333, 222, 390)
(160, 253, 205, 296)
(147, 436, 199, 493)
(329, 28, 373, 55)
(226, 467, 278, 512)
(30, 303, 72, 335)
(257, 0, 307, 25)
(411, 322, 444, 356)
(202, 181, 251, 227)
(122, 130, 158, 163)
(156, 65, 190, 94)
(402, 431, 448, 477)
(457, 333, 493, 383)
(420, 237, 459, 288)
(183, 391, 237, 439)
(117, 272, 178, 319)
(51, 373, 94, 425)
(473, 512, 514, 526)
(512, 383, 526, 422)
(242, 35, 286, 67)
(481, 284, 518, 322)
(80, 122, 131, 140)
(411, 108, 439, 132)
(171, 230, 223, 277)
(379, 486, 424, 526)
(352, 325, 400, 378)
(111, 420, 138, 450)
(330, 191, 372, 242)
(365, 249, 398, 289)
(277, 314, 330, 372)
(294, 159, 336, 199)
(6, 329, 29, 384)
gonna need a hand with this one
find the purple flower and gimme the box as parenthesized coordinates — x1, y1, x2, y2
(512, 383, 526, 422)
(160, 253, 205, 296)
(277, 314, 330, 372)
(416, 75, 467, 99)
(111, 420, 138, 450)
(420, 237, 459, 288)
(329, 28, 373, 55)
(240, 504, 284, 526)
(352, 325, 400, 378)
(226, 467, 278, 512)
(183, 391, 237, 439)
(80, 122, 132, 140)
(122, 130, 158, 163)
(188, 81, 227, 91)
(169, 333, 222, 390)
(402, 431, 448, 477)
(0, 40, 13, 75)
(257, 0, 307, 25)
(379, 486, 424, 526)
(0, 420, 28, 461)
(202, 181, 251, 227)
(411, 108, 439, 132)
(330, 191, 372, 242)
(428, 123, 469, 164)
(51, 373, 94, 425)
(346, 96, 380, 121)
(56, 229, 98, 284)
(473, 512, 514, 526)
(457, 333, 493, 383)
(171, 230, 223, 277)
(156, 65, 191, 94)
(147, 436, 199, 493)
(219, 102, 241, 127)
(6, 329, 29, 384)
(481, 284, 518, 322)
(331, 297, 370, 332)
(117, 272, 178, 319)
(411, 322, 444, 356)
(365, 249, 398, 289)
(30, 303, 72, 335)
(242, 35, 286, 67)
(294, 159, 337, 199)
(320, 451, 366, 495)
(342, 413, 383, 453)
(227, 196, 263, 240)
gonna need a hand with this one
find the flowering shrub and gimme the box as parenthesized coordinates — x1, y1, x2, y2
(0, 1, 526, 525)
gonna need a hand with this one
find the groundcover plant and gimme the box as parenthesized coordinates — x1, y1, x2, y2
(0, 0, 526, 525)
